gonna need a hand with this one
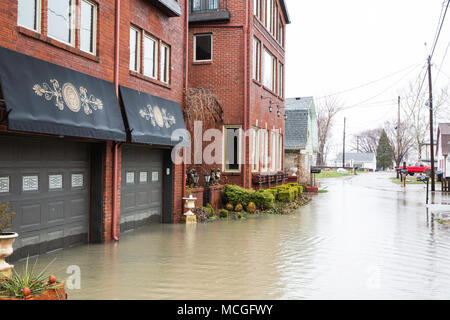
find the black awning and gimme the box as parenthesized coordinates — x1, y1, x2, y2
(0, 46, 126, 141)
(119, 85, 186, 146)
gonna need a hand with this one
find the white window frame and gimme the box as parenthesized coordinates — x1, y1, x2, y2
(254, 0, 260, 19)
(251, 127, 260, 172)
(194, 33, 213, 62)
(261, 129, 269, 172)
(223, 125, 242, 173)
(270, 131, 277, 171)
(47, 0, 76, 47)
(17, 0, 41, 33)
(143, 33, 158, 79)
(278, 133, 283, 171)
(266, 0, 273, 32)
(129, 26, 141, 72)
(253, 37, 261, 82)
(262, 47, 276, 92)
(160, 42, 170, 84)
(278, 62, 284, 97)
(80, 0, 97, 55)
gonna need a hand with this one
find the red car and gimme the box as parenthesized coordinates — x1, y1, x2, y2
(406, 162, 431, 175)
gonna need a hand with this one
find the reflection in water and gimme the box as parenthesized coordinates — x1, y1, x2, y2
(14, 173, 450, 299)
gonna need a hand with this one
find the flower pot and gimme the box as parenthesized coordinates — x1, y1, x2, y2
(0, 232, 18, 278)
(0, 282, 66, 300)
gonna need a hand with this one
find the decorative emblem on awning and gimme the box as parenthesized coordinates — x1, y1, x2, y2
(33, 79, 103, 115)
(139, 105, 176, 128)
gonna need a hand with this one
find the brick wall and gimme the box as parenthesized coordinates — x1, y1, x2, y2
(0, 0, 188, 241)
(188, 0, 286, 190)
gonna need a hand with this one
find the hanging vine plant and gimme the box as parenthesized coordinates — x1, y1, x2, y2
(184, 87, 223, 132)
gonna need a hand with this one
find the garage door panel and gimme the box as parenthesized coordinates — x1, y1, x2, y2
(0, 134, 90, 261)
(121, 146, 163, 231)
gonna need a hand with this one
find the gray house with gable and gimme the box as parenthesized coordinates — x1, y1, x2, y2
(284, 97, 319, 184)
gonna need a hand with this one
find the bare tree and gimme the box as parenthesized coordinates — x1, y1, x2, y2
(384, 120, 415, 168)
(351, 128, 383, 153)
(399, 81, 449, 158)
(316, 96, 341, 165)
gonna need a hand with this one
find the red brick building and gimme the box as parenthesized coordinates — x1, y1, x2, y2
(188, 0, 290, 189)
(0, 0, 188, 260)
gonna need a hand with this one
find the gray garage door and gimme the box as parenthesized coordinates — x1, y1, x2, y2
(121, 145, 163, 232)
(0, 134, 90, 260)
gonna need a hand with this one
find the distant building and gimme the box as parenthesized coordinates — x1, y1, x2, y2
(335, 153, 377, 171)
(284, 97, 319, 184)
(436, 123, 450, 177)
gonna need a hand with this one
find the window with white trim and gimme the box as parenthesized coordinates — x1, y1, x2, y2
(262, 48, 276, 91)
(253, 37, 261, 82)
(278, 15, 284, 45)
(194, 34, 212, 62)
(251, 127, 260, 172)
(160, 42, 170, 84)
(278, 133, 283, 171)
(18, 0, 40, 32)
(278, 62, 284, 97)
(80, 0, 97, 54)
(266, 0, 273, 33)
(47, 0, 75, 45)
(143, 34, 158, 79)
(271, 131, 277, 171)
(254, 0, 260, 20)
(224, 126, 242, 172)
(261, 129, 269, 172)
(129, 26, 140, 72)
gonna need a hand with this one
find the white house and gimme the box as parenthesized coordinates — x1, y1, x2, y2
(335, 153, 377, 171)
(436, 123, 450, 177)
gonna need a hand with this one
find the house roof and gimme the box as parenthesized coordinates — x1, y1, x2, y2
(336, 153, 376, 162)
(284, 97, 316, 150)
(279, 0, 291, 24)
(285, 96, 314, 110)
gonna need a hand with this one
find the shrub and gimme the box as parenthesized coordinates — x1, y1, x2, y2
(266, 189, 278, 199)
(278, 188, 295, 202)
(0, 203, 15, 234)
(254, 190, 275, 209)
(219, 209, 228, 218)
(222, 185, 274, 210)
(206, 203, 215, 217)
(247, 202, 257, 213)
(235, 204, 243, 212)
(225, 203, 234, 211)
(194, 207, 212, 223)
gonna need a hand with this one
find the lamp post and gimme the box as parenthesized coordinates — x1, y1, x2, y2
(204, 172, 211, 206)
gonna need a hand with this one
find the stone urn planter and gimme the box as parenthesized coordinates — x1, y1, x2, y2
(183, 194, 197, 224)
(0, 232, 18, 278)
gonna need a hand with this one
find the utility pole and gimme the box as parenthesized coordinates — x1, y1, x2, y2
(397, 96, 401, 178)
(428, 55, 435, 192)
(343, 117, 346, 168)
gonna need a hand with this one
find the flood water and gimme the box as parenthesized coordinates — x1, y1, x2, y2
(13, 172, 450, 299)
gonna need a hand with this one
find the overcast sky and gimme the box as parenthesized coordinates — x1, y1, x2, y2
(285, 0, 450, 162)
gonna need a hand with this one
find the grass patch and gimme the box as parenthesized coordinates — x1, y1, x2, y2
(316, 171, 351, 179)
(436, 219, 450, 225)
(318, 189, 329, 193)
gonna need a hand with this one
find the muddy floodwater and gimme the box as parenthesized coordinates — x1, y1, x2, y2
(14, 172, 450, 299)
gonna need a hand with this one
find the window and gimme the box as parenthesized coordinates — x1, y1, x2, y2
(254, 0, 260, 19)
(251, 127, 260, 172)
(253, 37, 261, 82)
(80, 0, 97, 54)
(224, 126, 242, 172)
(261, 129, 268, 172)
(129, 27, 140, 72)
(160, 43, 170, 84)
(278, 15, 284, 45)
(192, 0, 218, 11)
(277, 133, 283, 171)
(271, 131, 277, 171)
(143, 34, 158, 79)
(194, 34, 212, 62)
(18, 0, 40, 32)
(266, 0, 273, 32)
(47, 0, 74, 45)
(262, 48, 276, 91)
(278, 62, 284, 97)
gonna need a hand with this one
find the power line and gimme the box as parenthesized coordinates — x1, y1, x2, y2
(433, 42, 450, 86)
(431, 0, 450, 59)
(315, 62, 421, 100)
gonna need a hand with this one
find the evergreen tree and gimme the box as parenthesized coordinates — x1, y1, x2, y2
(376, 130, 394, 170)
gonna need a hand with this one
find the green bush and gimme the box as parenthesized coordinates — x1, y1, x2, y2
(219, 209, 228, 218)
(235, 204, 243, 212)
(225, 203, 234, 211)
(278, 188, 295, 202)
(247, 202, 257, 213)
(206, 203, 215, 217)
(222, 185, 274, 210)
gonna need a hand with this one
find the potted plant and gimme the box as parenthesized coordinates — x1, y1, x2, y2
(0, 203, 17, 277)
(0, 258, 66, 300)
